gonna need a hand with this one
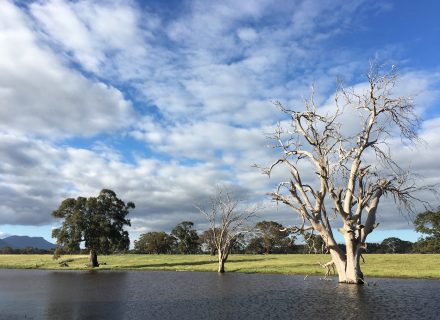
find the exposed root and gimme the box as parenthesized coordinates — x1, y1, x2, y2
(319, 260, 336, 280)
(58, 258, 74, 267)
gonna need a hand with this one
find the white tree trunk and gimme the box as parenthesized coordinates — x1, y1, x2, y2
(329, 249, 348, 283)
(218, 251, 226, 273)
(330, 242, 364, 284)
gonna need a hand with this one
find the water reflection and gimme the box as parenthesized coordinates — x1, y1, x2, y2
(0, 269, 439, 319)
(44, 271, 129, 319)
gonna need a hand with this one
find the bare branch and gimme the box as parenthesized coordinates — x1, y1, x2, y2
(260, 62, 437, 283)
(197, 187, 258, 273)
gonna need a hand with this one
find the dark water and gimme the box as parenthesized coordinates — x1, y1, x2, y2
(0, 270, 439, 320)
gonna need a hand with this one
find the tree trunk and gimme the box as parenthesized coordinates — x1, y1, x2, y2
(329, 244, 364, 284)
(313, 222, 362, 283)
(218, 251, 226, 273)
(89, 250, 99, 267)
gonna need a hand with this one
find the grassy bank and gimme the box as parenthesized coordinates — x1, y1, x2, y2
(0, 254, 439, 279)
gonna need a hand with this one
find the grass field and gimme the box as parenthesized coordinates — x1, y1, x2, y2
(0, 254, 438, 279)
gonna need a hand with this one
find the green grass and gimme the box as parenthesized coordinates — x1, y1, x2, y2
(0, 254, 439, 279)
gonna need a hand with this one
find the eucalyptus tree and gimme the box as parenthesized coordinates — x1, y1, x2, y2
(254, 220, 292, 254)
(171, 221, 200, 254)
(52, 189, 134, 267)
(134, 232, 176, 254)
(198, 188, 257, 273)
(413, 208, 440, 253)
(261, 64, 432, 283)
(380, 237, 412, 253)
(199, 229, 220, 255)
(303, 232, 325, 254)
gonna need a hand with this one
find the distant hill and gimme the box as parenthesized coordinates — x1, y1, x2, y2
(0, 238, 9, 248)
(0, 236, 56, 250)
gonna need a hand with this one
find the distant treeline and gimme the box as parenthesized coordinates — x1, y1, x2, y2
(2, 217, 437, 255)
(0, 247, 55, 254)
(0, 247, 125, 255)
(0, 239, 434, 255)
(131, 220, 438, 255)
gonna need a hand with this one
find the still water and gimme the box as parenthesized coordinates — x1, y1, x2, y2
(0, 269, 439, 319)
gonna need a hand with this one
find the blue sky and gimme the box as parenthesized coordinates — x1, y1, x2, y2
(0, 0, 439, 244)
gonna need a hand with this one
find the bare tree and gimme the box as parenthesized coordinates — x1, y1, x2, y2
(261, 63, 434, 284)
(197, 188, 257, 273)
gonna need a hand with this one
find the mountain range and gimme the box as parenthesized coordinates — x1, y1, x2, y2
(0, 236, 56, 250)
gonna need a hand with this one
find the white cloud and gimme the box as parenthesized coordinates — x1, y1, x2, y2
(237, 27, 258, 42)
(0, 231, 12, 239)
(131, 118, 273, 164)
(30, 0, 149, 75)
(0, 0, 135, 138)
(31, 0, 99, 71)
(0, 132, 237, 228)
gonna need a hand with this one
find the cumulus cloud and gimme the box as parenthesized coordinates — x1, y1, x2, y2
(0, 134, 66, 225)
(0, 1, 135, 138)
(0, 132, 215, 225)
(30, 0, 150, 75)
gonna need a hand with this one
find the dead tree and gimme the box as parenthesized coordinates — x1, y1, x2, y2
(319, 261, 336, 280)
(197, 188, 257, 273)
(261, 63, 434, 284)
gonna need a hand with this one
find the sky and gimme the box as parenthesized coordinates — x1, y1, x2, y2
(0, 0, 439, 244)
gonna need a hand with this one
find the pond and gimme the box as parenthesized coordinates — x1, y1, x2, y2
(0, 269, 439, 319)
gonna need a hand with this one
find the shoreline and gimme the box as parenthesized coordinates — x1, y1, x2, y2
(0, 266, 439, 281)
(0, 253, 439, 280)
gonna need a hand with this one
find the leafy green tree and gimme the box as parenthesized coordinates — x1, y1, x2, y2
(199, 229, 219, 255)
(363, 242, 382, 253)
(414, 209, 440, 237)
(380, 237, 413, 253)
(303, 232, 325, 254)
(52, 189, 134, 267)
(134, 232, 175, 254)
(413, 238, 440, 253)
(171, 221, 200, 254)
(254, 221, 292, 254)
(246, 236, 265, 254)
(413, 209, 440, 253)
(229, 233, 247, 253)
(0, 246, 14, 254)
